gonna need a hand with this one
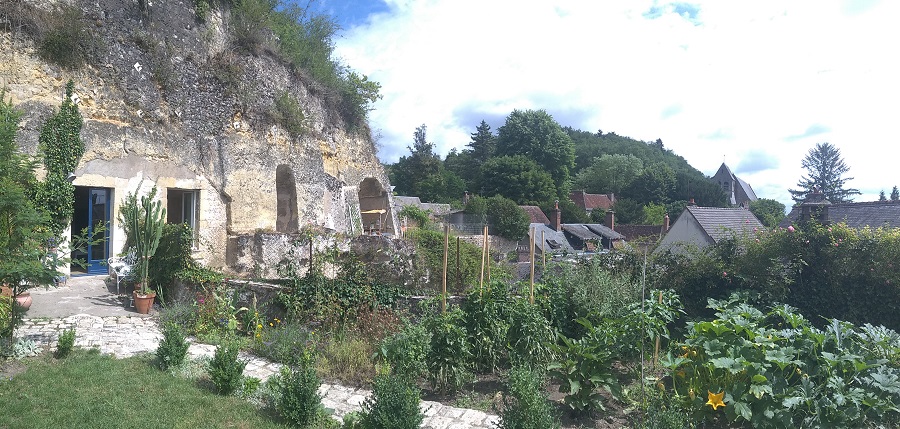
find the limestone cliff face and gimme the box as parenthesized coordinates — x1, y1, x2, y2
(1, 0, 395, 269)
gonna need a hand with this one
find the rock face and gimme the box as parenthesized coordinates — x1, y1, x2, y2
(0, 0, 396, 270)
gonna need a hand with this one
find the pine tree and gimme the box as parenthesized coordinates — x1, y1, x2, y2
(892, 186, 899, 201)
(879, 190, 887, 201)
(788, 142, 860, 203)
(466, 120, 496, 165)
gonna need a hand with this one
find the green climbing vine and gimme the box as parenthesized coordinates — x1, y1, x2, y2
(36, 80, 84, 238)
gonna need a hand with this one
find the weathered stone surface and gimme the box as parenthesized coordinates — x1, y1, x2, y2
(0, 0, 397, 271)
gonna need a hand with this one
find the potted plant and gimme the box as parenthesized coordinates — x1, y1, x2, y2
(121, 185, 166, 314)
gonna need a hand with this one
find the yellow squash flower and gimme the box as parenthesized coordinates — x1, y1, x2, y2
(706, 390, 726, 410)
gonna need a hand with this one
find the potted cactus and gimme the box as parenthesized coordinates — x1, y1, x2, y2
(121, 185, 166, 314)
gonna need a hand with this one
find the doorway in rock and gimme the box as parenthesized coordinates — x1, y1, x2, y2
(71, 187, 111, 275)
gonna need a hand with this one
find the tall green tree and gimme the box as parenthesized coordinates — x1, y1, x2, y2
(788, 142, 860, 203)
(749, 198, 786, 228)
(495, 110, 574, 198)
(35, 80, 84, 237)
(465, 195, 529, 240)
(574, 154, 643, 194)
(418, 169, 466, 204)
(478, 155, 556, 206)
(879, 190, 887, 201)
(389, 124, 443, 197)
(892, 186, 899, 201)
(443, 148, 477, 192)
(467, 120, 496, 165)
(625, 162, 676, 205)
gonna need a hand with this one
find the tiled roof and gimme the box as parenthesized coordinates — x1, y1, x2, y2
(781, 201, 900, 229)
(530, 223, 576, 253)
(687, 206, 764, 243)
(584, 224, 625, 240)
(562, 224, 603, 240)
(520, 205, 551, 224)
(616, 224, 665, 241)
(569, 191, 614, 211)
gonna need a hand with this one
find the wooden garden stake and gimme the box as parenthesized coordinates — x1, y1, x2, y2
(654, 290, 662, 365)
(486, 233, 492, 287)
(456, 237, 461, 292)
(442, 224, 449, 314)
(530, 227, 535, 304)
(309, 240, 313, 273)
(541, 230, 546, 267)
(479, 225, 487, 296)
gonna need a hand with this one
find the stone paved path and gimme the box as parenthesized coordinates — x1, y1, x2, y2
(15, 314, 500, 429)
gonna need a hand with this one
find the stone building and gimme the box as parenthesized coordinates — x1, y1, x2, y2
(0, 0, 396, 275)
(711, 163, 757, 208)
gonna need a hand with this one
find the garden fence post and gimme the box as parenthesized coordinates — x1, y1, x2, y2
(530, 227, 535, 305)
(479, 225, 486, 296)
(486, 233, 491, 288)
(654, 290, 662, 366)
(442, 224, 449, 314)
(541, 230, 545, 267)
(456, 237, 460, 292)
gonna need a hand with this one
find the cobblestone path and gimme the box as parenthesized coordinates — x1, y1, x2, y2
(15, 314, 500, 429)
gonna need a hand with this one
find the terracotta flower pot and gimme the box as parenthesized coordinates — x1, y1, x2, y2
(133, 291, 156, 314)
(15, 291, 32, 310)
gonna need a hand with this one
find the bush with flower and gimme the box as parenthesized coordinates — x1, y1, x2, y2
(661, 293, 900, 428)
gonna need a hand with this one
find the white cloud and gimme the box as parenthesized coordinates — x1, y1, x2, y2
(335, 0, 900, 208)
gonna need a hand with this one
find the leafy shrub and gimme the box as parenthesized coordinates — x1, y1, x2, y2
(38, 5, 92, 68)
(629, 389, 692, 429)
(397, 205, 431, 229)
(358, 373, 424, 429)
(405, 228, 505, 293)
(549, 318, 622, 414)
(158, 300, 198, 333)
(507, 298, 554, 370)
(273, 351, 326, 428)
(497, 366, 560, 429)
(662, 294, 900, 428)
(156, 322, 190, 370)
(464, 195, 529, 240)
(375, 320, 431, 382)
(543, 259, 641, 339)
(461, 282, 511, 373)
(252, 320, 313, 364)
(0, 296, 13, 338)
(209, 342, 247, 395)
(149, 223, 194, 300)
(55, 328, 76, 358)
(424, 309, 472, 394)
(317, 331, 375, 386)
(271, 91, 306, 136)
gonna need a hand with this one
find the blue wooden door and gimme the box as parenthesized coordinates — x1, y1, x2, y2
(86, 188, 110, 274)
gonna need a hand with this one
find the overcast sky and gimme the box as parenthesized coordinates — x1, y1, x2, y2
(321, 0, 900, 208)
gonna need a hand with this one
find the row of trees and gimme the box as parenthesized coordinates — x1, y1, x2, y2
(388, 110, 731, 225)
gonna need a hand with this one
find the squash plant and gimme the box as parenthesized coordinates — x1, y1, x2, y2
(662, 294, 900, 428)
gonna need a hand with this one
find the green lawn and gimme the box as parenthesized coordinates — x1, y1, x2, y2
(0, 349, 291, 429)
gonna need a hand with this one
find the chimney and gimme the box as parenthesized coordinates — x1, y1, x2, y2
(605, 210, 615, 231)
(800, 187, 831, 224)
(553, 199, 561, 231)
(463, 191, 470, 206)
(688, 198, 696, 206)
(663, 213, 670, 232)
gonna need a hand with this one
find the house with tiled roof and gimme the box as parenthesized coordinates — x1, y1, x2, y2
(570, 190, 615, 214)
(711, 163, 757, 208)
(779, 193, 900, 229)
(655, 205, 763, 254)
(524, 203, 625, 259)
(519, 205, 551, 224)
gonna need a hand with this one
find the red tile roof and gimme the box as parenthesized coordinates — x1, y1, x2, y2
(570, 191, 615, 211)
(519, 205, 550, 224)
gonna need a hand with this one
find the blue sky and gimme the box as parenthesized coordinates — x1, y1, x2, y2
(326, 0, 900, 207)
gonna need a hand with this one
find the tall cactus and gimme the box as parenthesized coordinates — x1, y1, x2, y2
(123, 185, 166, 295)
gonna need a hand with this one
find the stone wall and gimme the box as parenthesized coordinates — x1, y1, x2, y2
(0, 0, 395, 270)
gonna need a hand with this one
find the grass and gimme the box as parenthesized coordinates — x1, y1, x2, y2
(0, 349, 290, 429)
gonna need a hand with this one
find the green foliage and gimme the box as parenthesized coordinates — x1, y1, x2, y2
(546, 198, 589, 224)
(120, 185, 166, 293)
(405, 228, 503, 292)
(507, 298, 555, 370)
(273, 351, 326, 428)
(629, 389, 693, 429)
(478, 155, 556, 206)
(424, 309, 473, 394)
(626, 161, 676, 205)
(549, 318, 622, 413)
(464, 195, 529, 241)
(209, 341, 247, 395)
(156, 322, 190, 370)
(542, 259, 641, 339)
(642, 202, 667, 224)
(497, 365, 560, 429)
(461, 282, 511, 373)
(417, 169, 466, 204)
(609, 198, 644, 225)
(467, 120, 496, 166)
(789, 142, 860, 203)
(252, 319, 312, 363)
(496, 109, 575, 198)
(376, 320, 431, 382)
(193, 0, 211, 21)
(358, 373, 424, 429)
(397, 205, 431, 229)
(149, 223, 194, 299)
(317, 331, 376, 386)
(272, 91, 306, 137)
(663, 295, 900, 428)
(0, 296, 13, 338)
(575, 153, 644, 195)
(35, 80, 84, 237)
(55, 328, 76, 358)
(749, 198, 786, 228)
(37, 6, 92, 69)
(390, 124, 443, 197)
